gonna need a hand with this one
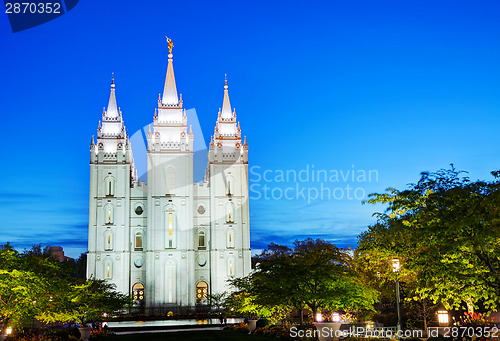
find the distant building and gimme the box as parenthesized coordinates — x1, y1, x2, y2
(86, 41, 251, 313)
(48, 246, 72, 262)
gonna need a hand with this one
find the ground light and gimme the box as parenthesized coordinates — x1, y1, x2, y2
(6, 327, 12, 335)
(316, 313, 323, 322)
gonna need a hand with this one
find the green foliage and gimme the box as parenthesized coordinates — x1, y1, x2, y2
(228, 238, 379, 323)
(253, 324, 292, 339)
(227, 322, 250, 334)
(0, 243, 130, 331)
(359, 167, 500, 311)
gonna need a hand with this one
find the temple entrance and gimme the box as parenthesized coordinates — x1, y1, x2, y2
(132, 282, 145, 308)
(196, 281, 208, 305)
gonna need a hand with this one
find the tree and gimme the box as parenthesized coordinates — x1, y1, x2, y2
(230, 238, 379, 323)
(0, 243, 130, 331)
(359, 167, 500, 312)
(207, 291, 228, 313)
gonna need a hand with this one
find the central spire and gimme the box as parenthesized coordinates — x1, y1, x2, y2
(221, 74, 232, 119)
(162, 36, 179, 105)
(106, 74, 118, 118)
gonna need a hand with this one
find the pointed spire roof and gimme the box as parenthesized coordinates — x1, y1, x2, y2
(162, 38, 178, 105)
(106, 75, 118, 118)
(221, 74, 232, 119)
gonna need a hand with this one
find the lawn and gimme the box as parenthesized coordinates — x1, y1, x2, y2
(103, 330, 271, 341)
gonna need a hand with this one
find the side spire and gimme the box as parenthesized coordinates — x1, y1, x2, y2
(162, 36, 179, 105)
(221, 74, 232, 119)
(106, 73, 118, 118)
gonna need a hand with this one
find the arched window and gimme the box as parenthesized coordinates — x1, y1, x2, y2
(104, 259, 113, 279)
(226, 203, 234, 223)
(196, 281, 208, 305)
(165, 261, 176, 303)
(166, 166, 175, 195)
(105, 231, 113, 251)
(226, 176, 234, 195)
(165, 208, 176, 249)
(226, 229, 235, 249)
(105, 177, 115, 196)
(198, 231, 206, 250)
(132, 282, 145, 306)
(135, 232, 143, 251)
(105, 204, 114, 224)
(227, 258, 234, 277)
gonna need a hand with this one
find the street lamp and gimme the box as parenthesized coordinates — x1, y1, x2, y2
(392, 258, 402, 334)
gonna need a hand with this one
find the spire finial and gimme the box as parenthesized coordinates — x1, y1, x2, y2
(111, 72, 115, 87)
(165, 36, 174, 55)
(162, 37, 179, 104)
(221, 75, 231, 118)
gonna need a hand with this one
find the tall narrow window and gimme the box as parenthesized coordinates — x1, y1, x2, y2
(105, 177, 115, 196)
(166, 166, 175, 195)
(105, 205, 114, 224)
(135, 232, 143, 250)
(165, 209, 176, 249)
(226, 176, 234, 195)
(104, 259, 113, 279)
(105, 231, 113, 251)
(198, 231, 206, 250)
(226, 203, 234, 223)
(165, 261, 176, 303)
(227, 230, 235, 249)
(227, 258, 234, 277)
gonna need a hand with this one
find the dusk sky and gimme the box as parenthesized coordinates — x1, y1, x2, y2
(1, 1, 499, 258)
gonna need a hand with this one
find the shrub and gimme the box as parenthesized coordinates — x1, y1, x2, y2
(256, 318, 269, 329)
(227, 322, 249, 334)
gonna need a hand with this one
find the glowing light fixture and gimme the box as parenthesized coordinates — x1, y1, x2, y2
(316, 313, 323, 322)
(392, 258, 400, 272)
(6, 327, 12, 335)
(438, 311, 449, 325)
(332, 312, 340, 322)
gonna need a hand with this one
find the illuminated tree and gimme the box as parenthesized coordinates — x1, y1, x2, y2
(359, 167, 500, 312)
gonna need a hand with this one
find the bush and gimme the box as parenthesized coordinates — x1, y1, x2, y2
(227, 322, 249, 334)
(253, 325, 293, 340)
(256, 318, 269, 329)
(89, 328, 116, 340)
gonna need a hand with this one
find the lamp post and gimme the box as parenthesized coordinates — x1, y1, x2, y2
(392, 258, 402, 335)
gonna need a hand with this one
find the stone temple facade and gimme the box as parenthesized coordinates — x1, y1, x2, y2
(86, 42, 251, 312)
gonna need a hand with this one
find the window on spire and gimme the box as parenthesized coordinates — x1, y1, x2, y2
(227, 229, 235, 249)
(105, 204, 114, 225)
(226, 203, 234, 223)
(198, 231, 206, 250)
(227, 258, 234, 277)
(166, 166, 175, 195)
(105, 177, 115, 196)
(104, 259, 113, 279)
(135, 232, 143, 251)
(105, 231, 113, 251)
(165, 209, 176, 249)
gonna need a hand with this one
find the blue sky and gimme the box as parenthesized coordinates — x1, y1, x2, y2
(0, 1, 499, 258)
